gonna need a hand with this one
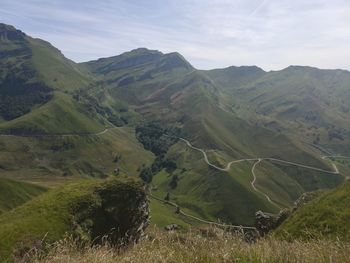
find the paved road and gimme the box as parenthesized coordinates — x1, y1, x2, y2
(180, 137, 340, 174)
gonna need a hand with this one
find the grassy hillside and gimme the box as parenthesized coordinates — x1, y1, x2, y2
(1, 23, 347, 229)
(0, 23, 133, 135)
(0, 24, 52, 121)
(83, 48, 345, 224)
(0, 177, 148, 261)
(274, 180, 350, 240)
(0, 177, 46, 214)
(0, 24, 154, 179)
(208, 65, 350, 155)
(0, 127, 154, 179)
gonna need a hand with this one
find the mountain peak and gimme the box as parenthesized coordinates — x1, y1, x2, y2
(158, 51, 193, 70)
(225, 65, 265, 73)
(282, 65, 318, 72)
(128, 47, 163, 55)
(0, 23, 26, 41)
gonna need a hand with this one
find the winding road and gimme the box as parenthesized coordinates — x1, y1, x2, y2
(178, 137, 348, 209)
(1, 127, 348, 210)
(250, 159, 283, 209)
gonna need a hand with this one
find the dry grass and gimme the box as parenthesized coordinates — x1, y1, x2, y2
(30, 227, 350, 263)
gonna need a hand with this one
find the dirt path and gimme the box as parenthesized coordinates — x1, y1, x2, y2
(0, 127, 118, 138)
(149, 193, 257, 231)
(250, 159, 282, 209)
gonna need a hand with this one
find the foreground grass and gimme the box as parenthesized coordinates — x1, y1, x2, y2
(31, 228, 350, 263)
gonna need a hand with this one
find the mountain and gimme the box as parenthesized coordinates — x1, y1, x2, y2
(0, 23, 153, 180)
(204, 65, 266, 89)
(0, 23, 99, 134)
(0, 23, 348, 227)
(208, 65, 350, 155)
(82, 48, 345, 225)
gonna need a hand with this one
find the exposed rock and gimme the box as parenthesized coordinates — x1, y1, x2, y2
(165, 224, 180, 231)
(294, 190, 324, 208)
(256, 190, 326, 237)
(255, 209, 291, 236)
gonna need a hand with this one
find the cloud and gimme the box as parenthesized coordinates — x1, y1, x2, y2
(1, 0, 349, 70)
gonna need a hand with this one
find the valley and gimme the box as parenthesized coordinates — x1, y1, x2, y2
(0, 22, 349, 232)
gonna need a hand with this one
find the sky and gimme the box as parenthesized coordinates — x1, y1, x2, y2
(1, 0, 350, 70)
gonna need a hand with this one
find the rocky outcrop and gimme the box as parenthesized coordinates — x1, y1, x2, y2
(0, 178, 150, 261)
(294, 190, 324, 208)
(76, 179, 150, 244)
(0, 23, 26, 41)
(164, 224, 180, 231)
(255, 209, 291, 236)
(255, 191, 324, 236)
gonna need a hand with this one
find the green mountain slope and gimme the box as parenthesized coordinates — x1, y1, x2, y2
(275, 180, 350, 240)
(83, 50, 344, 224)
(208, 65, 350, 155)
(0, 24, 154, 178)
(0, 23, 103, 134)
(0, 23, 346, 226)
(0, 177, 46, 214)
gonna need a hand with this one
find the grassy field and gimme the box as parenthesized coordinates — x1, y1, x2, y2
(149, 198, 193, 229)
(29, 227, 350, 263)
(0, 91, 104, 135)
(0, 177, 46, 214)
(0, 127, 154, 179)
(150, 142, 278, 226)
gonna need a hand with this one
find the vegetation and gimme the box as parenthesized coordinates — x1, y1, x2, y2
(275, 180, 350, 241)
(30, 227, 350, 263)
(136, 122, 179, 182)
(1, 23, 350, 248)
(0, 177, 46, 214)
(0, 24, 53, 121)
(135, 122, 180, 156)
(0, 177, 148, 261)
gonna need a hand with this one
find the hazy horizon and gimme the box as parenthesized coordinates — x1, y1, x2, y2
(1, 0, 349, 71)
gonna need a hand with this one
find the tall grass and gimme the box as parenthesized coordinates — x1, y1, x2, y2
(30, 227, 350, 263)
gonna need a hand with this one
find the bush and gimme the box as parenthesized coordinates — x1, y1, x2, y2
(0, 178, 149, 261)
(136, 122, 180, 182)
